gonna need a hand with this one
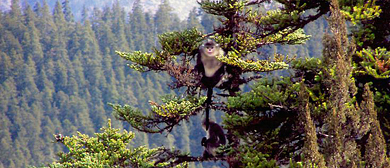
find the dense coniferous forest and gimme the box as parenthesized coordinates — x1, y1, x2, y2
(0, 0, 177, 167)
(2, 0, 389, 167)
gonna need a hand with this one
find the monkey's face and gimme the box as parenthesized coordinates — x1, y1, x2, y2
(205, 46, 215, 56)
(200, 40, 222, 58)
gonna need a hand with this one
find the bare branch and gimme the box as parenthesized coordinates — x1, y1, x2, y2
(245, 0, 269, 6)
(166, 64, 202, 95)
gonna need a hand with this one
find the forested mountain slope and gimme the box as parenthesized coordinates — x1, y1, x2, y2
(0, 0, 198, 20)
(0, 0, 326, 167)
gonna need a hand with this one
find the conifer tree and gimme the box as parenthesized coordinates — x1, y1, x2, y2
(10, 0, 21, 19)
(62, 0, 74, 23)
(81, 5, 88, 23)
(111, 0, 129, 51)
(22, 5, 44, 62)
(345, 0, 390, 151)
(1, 0, 385, 167)
(144, 12, 156, 52)
(154, 0, 177, 34)
(53, 1, 67, 34)
(200, 9, 219, 33)
(7, 0, 26, 42)
(113, 0, 327, 166)
(112, 0, 390, 167)
(129, 0, 148, 52)
(320, 0, 362, 166)
(290, 0, 389, 167)
(186, 7, 204, 32)
(90, 9, 115, 56)
(34, 0, 57, 62)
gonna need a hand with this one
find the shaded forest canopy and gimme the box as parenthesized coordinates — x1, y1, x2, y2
(0, 0, 389, 167)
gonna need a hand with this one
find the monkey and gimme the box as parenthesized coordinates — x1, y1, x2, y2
(194, 39, 226, 130)
(201, 119, 226, 158)
(195, 39, 225, 87)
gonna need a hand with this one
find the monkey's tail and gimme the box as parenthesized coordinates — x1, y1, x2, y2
(206, 87, 213, 130)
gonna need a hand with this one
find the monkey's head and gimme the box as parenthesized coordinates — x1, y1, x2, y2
(200, 39, 220, 57)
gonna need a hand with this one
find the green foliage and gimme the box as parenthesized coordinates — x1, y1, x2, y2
(48, 120, 187, 168)
(116, 50, 166, 72)
(109, 95, 206, 133)
(223, 77, 302, 164)
(292, 57, 323, 71)
(290, 44, 390, 167)
(256, 9, 303, 31)
(227, 77, 299, 112)
(1, 0, 206, 167)
(110, 104, 158, 133)
(150, 95, 207, 118)
(157, 28, 203, 57)
(262, 28, 310, 45)
(354, 47, 390, 79)
(116, 28, 203, 72)
(341, 0, 381, 25)
(345, 0, 390, 153)
(341, 0, 386, 48)
(154, 0, 181, 34)
(292, 58, 330, 113)
(113, 0, 312, 146)
(288, 160, 322, 168)
(238, 146, 278, 168)
(373, 88, 390, 113)
(219, 52, 290, 72)
(3, 0, 390, 167)
(199, 0, 246, 16)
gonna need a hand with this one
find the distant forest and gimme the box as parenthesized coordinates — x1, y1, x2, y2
(0, 0, 327, 167)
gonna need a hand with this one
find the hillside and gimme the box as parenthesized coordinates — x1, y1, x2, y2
(0, 0, 199, 20)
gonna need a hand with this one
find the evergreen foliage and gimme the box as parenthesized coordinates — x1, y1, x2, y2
(1, 0, 390, 167)
(113, 0, 379, 167)
(0, 0, 193, 167)
(345, 0, 390, 154)
(47, 120, 187, 168)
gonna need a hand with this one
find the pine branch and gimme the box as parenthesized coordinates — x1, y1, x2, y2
(245, 0, 269, 6)
(116, 50, 168, 72)
(256, 6, 329, 39)
(218, 52, 290, 73)
(115, 28, 203, 72)
(109, 96, 206, 134)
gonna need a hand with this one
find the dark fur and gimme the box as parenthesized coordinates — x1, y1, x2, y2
(201, 120, 226, 157)
(195, 39, 225, 88)
(194, 39, 225, 130)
